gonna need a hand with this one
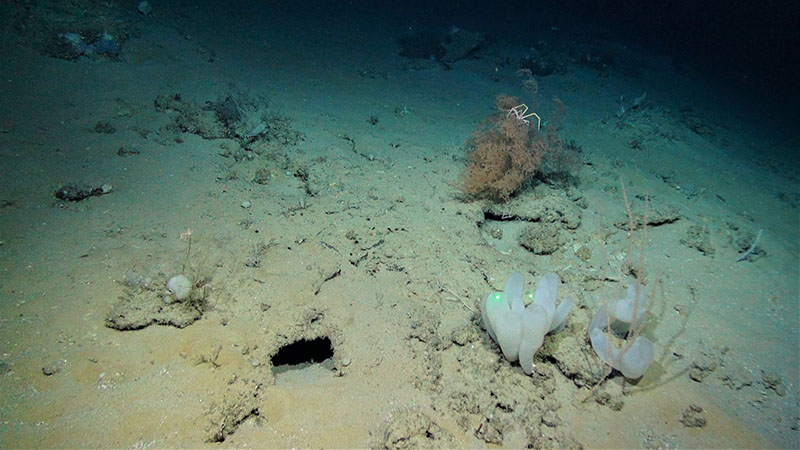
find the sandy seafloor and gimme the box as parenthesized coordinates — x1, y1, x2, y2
(0, 1, 797, 448)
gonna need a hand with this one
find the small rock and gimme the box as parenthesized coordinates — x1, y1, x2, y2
(252, 168, 272, 185)
(240, 201, 251, 209)
(541, 410, 559, 427)
(341, 357, 351, 367)
(689, 350, 720, 382)
(575, 245, 592, 262)
(42, 362, 61, 376)
(762, 370, 786, 396)
(680, 404, 707, 428)
(138, 1, 152, 15)
(94, 121, 116, 134)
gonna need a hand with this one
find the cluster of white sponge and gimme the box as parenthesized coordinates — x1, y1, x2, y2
(481, 272, 574, 375)
(588, 283, 654, 379)
(481, 272, 654, 379)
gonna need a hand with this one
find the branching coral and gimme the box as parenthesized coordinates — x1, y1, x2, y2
(461, 95, 563, 202)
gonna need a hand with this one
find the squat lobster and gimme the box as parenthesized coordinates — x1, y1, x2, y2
(507, 103, 541, 130)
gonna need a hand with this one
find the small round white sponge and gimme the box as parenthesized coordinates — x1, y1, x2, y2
(167, 274, 192, 300)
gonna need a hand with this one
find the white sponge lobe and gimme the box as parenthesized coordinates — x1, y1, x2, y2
(167, 274, 192, 300)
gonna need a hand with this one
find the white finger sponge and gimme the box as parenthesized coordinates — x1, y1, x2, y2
(481, 272, 574, 374)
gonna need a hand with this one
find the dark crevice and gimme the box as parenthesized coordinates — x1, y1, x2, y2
(208, 408, 260, 443)
(482, 211, 540, 223)
(314, 268, 341, 295)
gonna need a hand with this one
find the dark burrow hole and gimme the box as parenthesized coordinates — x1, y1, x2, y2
(271, 336, 334, 370)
